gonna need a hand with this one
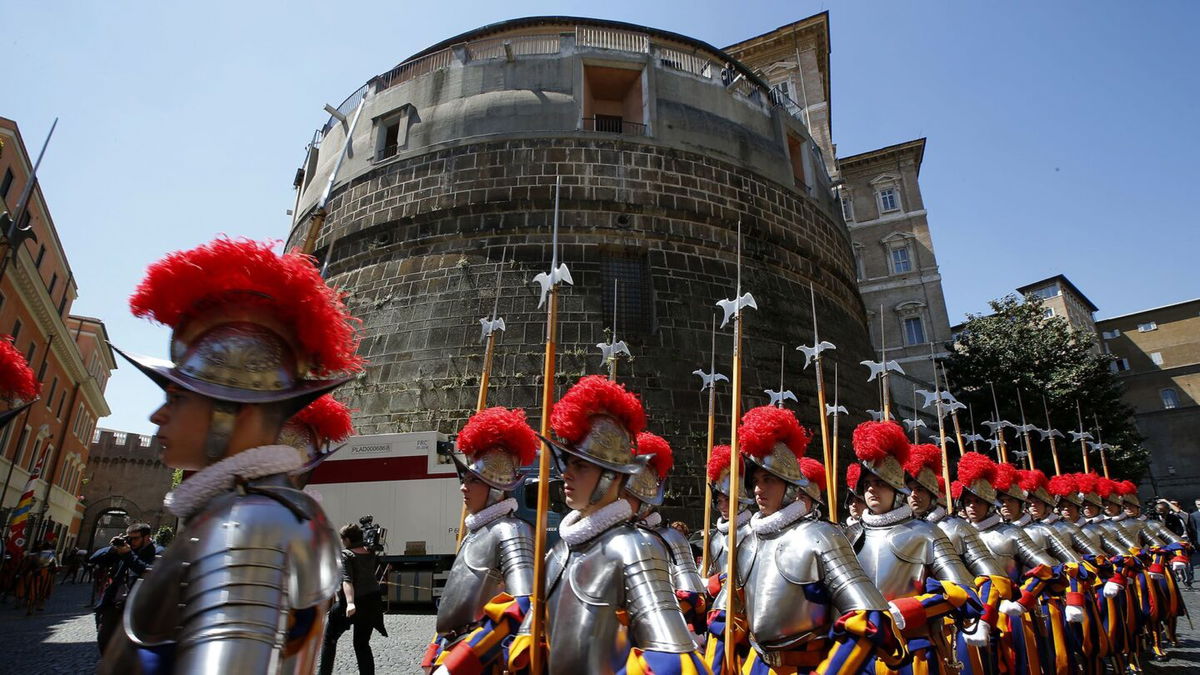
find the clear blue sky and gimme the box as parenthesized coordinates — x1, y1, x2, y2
(6, 1, 1196, 434)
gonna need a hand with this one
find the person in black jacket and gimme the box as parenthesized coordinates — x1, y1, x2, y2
(93, 523, 157, 652)
(319, 523, 387, 675)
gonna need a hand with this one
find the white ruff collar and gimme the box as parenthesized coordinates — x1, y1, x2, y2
(1043, 513, 1060, 524)
(716, 509, 752, 534)
(1011, 513, 1033, 527)
(1086, 514, 1107, 525)
(559, 500, 633, 547)
(1109, 513, 1127, 522)
(164, 445, 304, 520)
(465, 498, 517, 532)
(862, 504, 913, 528)
(974, 513, 1003, 531)
(926, 505, 948, 523)
(751, 500, 809, 536)
(845, 516, 860, 527)
(642, 511, 663, 529)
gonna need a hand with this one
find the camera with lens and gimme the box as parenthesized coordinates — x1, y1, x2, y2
(110, 535, 128, 549)
(359, 515, 387, 554)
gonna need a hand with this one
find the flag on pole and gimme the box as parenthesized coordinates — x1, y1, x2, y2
(5, 449, 46, 558)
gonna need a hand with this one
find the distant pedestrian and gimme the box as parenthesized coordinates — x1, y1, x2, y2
(93, 524, 157, 652)
(319, 523, 387, 675)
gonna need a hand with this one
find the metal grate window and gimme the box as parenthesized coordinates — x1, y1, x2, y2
(600, 251, 654, 338)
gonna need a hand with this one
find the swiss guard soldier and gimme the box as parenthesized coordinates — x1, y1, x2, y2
(100, 238, 363, 673)
(703, 443, 753, 674)
(737, 406, 905, 674)
(903, 444, 1008, 668)
(510, 375, 704, 674)
(847, 423, 981, 674)
(842, 464, 866, 541)
(625, 431, 706, 638)
(424, 407, 538, 674)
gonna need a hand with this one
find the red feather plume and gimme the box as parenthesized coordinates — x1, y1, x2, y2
(1018, 469, 1048, 494)
(846, 463, 862, 490)
(1074, 472, 1100, 495)
(956, 452, 997, 487)
(635, 432, 673, 481)
(458, 407, 539, 465)
(551, 375, 646, 444)
(707, 444, 734, 482)
(1096, 477, 1115, 499)
(799, 457, 826, 492)
(0, 336, 39, 401)
(291, 394, 354, 443)
(1047, 474, 1077, 498)
(904, 443, 942, 478)
(129, 238, 363, 375)
(993, 463, 1018, 492)
(738, 405, 812, 459)
(1117, 480, 1137, 496)
(852, 421, 909, 466)
(951, 480, 965, 500)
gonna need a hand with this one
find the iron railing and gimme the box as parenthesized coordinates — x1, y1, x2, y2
(581, 117, 647, 136)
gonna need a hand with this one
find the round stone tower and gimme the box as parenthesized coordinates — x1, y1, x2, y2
(287, 17, 878, 524)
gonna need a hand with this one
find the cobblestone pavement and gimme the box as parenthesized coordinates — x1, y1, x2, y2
(7, 580, 1200, 673)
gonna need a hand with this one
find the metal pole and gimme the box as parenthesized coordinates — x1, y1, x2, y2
(700, 316, 719, 578)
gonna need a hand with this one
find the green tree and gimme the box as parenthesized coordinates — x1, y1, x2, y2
(154, 524, 175, 548)
(943, 295, 1144, 479)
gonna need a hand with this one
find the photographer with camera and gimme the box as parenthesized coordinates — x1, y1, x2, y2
(93, 523, 156, 653)
(319, 521, 388, 675)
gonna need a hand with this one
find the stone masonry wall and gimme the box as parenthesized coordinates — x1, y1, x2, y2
(296, 135, 880, 525)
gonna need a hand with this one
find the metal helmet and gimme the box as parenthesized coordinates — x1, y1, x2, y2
(281, 394, 354, 485)
(1017, 469, 1054, 507)
(739, 406, 814, 507)
(1074, 473, 1104, 508)
(1047, 473, 1082, 507)
(547, 376, 646, 504)
(454, 407, 538, 493)
(993, 463, 1027, 503)
(625, 432, 672, 508)
(707, 444, 753, 506)
(904, 444, 944, 504)
(119, 239, 363, 463)
(954, 452, 1001, 508)
(851, 421, 911, 495)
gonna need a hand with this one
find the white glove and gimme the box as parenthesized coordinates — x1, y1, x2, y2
(1103, 580, 1123, 598)
(999, 599, 1026, 616)
(963, 621, 991, 647)
(1065, 604, 1084, 623)
(1172, 561, 1187, 573)
(888, 601, 907, 630)
(1149, 572, 1166, 580)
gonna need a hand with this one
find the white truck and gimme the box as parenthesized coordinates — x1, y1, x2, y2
(306, 430, 562, 606)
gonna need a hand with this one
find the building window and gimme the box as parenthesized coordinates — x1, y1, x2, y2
(1150, 352, 1164, 366)
(47, 273, 57, 296)
(600, 248, 654, 338)
(1161, 388, 1180, 409)
(854, 252, 865, 281)
(55, 390, 66, 419)
(1101, 329, 1121, 339)
(24, 341, 35, 363)
(1043, 307, 1055, 318)
(903, 317, 926, 346)
(1025, 285, 1060, 301)
(0, 425, 12, 462)
(841, 196, 855, 222)
(0, 168, 12, 200)
(375, 108, 410, 161)
(46, 378, 57, 408)
(7, 427, 27, 463)
(25, 438, 42, 472)
(34, 245, 45, 269)
(889, 245, 913, 274)
(1137, 321, 1157, 332)
(785, 133, 807, 189)
(11, 319, 21, 341)
(582, 64, 647, 136)
(878, 187, 900, 213)
(1111, 357, 1130, 372)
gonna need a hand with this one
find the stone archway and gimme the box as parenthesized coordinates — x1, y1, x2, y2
(80, 495, 150, 551)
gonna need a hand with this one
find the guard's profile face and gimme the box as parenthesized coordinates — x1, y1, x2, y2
(862, 475, 894, 514)
(1126, 504, 1141, 518)
(562, 455, 602, 511)
(847, 498, 866, 520)
(998, 495, 1023, 522)
(715, 492, 729, 517)
(1059, 503, 1080, 522)
(1027, 499, 1049, 520)
(961, 492, 989, 523)
(150, 384, 214, 470)
(751, 468, 785, 516)
(460, 473, 490, 514)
